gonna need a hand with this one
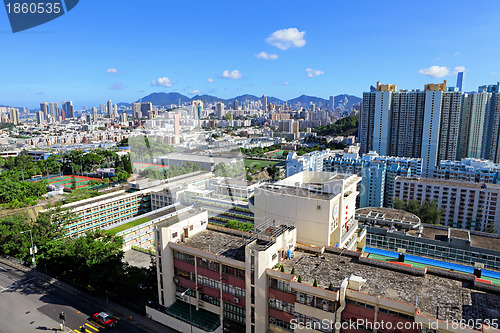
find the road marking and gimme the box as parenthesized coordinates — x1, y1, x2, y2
(91, 321, 105, 328)
(0, 285, 7, 292)
(0, 266, 7, 271)
(0, 272, 18, 281)
(19, 277, 35, 284)
(85, 323, 99, 331)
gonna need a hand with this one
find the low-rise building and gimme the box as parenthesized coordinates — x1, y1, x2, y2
(393, 177, 500, 232)
(357, 207, 500, 271)
(148, 219, 500, 333)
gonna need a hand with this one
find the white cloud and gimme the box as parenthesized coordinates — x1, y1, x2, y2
(454, 52, 461, 56)
(418, 66, 449, 78)
(222, 70, 242, 80)
(255, 51, 278, 60)
(107, 68, 120, 74)
(152, 77, 173, 87)
(190, 89, 200, 94)
(454, 66, 466, 74)
(207, 78, 214, 83)
(266, 28, 306, 50)
(306, 68, 324, 77)
(110, 82, 124, 90)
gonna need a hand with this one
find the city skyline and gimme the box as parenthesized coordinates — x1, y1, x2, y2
(1, 0, 500, 108)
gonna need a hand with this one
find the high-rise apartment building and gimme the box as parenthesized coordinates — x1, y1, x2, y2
(132, 102, 141, 118)
(233, 99, 239, 110)
(48, 102, 59, 122)
(141, 102, 153, 117)
(107, 99, 113, 116)
(262, 94, 267, 111)
(360, 80, 462, 177)
(9, 108, 20, 125)
(216, 102, 226, 119)
(36, 111, 45, 125)
(40, 102, 48, 117)
(62, 101, 74, 118)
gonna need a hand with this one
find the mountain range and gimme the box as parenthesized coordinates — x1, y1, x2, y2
(119, 92, 361, 109)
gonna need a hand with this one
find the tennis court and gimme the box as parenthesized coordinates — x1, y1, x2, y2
(365, 246, 500, 285)
(35, 175, 104, 191)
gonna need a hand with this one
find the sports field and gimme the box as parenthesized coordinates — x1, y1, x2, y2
(264, 149, 285, 158)
(35, 175, 104, 191)
(133, 162, 170, 172)
(366, 247, 500, 285)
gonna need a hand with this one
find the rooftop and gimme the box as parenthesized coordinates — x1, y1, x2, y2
(181, 229, 248, 262)
(257, 184, 336, 201)
(396, 176, 500, 190)
(356, 207, 420, 225)
(157, 208, 206, 229)
(282, 250, 500, 322)
(407, 224, 500, 252)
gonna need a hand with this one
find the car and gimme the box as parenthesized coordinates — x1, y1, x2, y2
(92, 312, 118, 328)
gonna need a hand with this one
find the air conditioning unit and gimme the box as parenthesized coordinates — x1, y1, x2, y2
(173, 277, 179, 283)
(233, 297, 240, 303)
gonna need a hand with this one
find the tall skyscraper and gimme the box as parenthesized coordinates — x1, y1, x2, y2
(456, 72, 464, 92)
(92, 107, 98, 121)
(62, 101, 74, 118)
(233, 99, 239, 110)
(9, 108, 20, 125)
(40, 102, 48, 117)
(329, 96, 335, 109)
(262, 95, 267, 111)
(132, 102, 141, 118)
(191, 100, 203, 119)
(107, 100, 113, 116)
(36, 111, 45, 125)
(360, 80, 462, 177)
(48, 102, 59, 122)
(173, 112, 180, 135)
(216, 102, 225, 119)
(141, 102, 152, 117)
(461, 82, 500, 162)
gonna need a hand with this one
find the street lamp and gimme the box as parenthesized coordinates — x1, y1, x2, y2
(176, 289, 193, 333)
(20, 230, 36, 268)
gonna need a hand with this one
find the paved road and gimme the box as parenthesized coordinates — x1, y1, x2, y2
(0, 262, 147, 333)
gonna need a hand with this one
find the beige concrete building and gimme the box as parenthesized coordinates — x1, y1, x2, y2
(250, 171, 365, 251)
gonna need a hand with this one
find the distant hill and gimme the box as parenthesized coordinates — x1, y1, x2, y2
(119, 92, 361, 108)
(191, 94, 223, 104)
(136, 92, 191, 106)
(334, 94, 362, 109)
(288, 95, 329, 108)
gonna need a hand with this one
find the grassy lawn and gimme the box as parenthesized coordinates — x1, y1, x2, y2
(106, 217, 152, 235)
(244, 158, 282, 169)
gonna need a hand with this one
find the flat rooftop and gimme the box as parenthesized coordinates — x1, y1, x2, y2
(157, 207, 205, 228)
(258, 184, 336, 201)
(181, 229, 248, 262)
(282, 250, 500, 322)
(357, 207, 420, 224)
(396, 176, 500, 190)
(407, 225, 500, 252)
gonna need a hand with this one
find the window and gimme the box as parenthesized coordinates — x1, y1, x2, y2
(199, 293, 220, 306)
(197, 275, 220, 290)
(222, 283, 245, 298)
(172, 232, 178, 238)
(223, 302, 245, 324)
(174, 267, 194, 281)
(269, 278, 292, 293)
(222, 265, 245, 279)
(197, 257, 220, 272)
(173, 250, 195, 265)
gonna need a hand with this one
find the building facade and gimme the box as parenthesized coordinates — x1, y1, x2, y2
(393, 176, 500, 233)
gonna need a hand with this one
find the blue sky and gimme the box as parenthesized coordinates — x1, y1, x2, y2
(1, 0, 500, 109)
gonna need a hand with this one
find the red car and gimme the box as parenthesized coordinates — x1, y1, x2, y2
(92, 312, 118, 328)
